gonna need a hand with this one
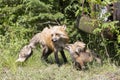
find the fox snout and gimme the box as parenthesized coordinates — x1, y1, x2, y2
(65, 44, 71, 50)
(51, 34, 60, 42)
(51, 38, 58, 42)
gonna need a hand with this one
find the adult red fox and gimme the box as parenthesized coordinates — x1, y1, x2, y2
(65, 41, 101, 69)
(50, 25, 69, 65)
(16, 25, 69, 66)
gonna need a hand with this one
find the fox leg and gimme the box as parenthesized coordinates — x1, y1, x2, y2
(80, 63, 85, 70)
(73, 62, 76, 69)
(77, 61, 85, 70)
(75, 62, 81, 70)
(54, 50, 60, 66)
(60, 50, 68, 63)
(41, 47, 52, 61)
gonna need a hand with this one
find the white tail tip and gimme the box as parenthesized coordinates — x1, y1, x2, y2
(15, 58, 26, 62)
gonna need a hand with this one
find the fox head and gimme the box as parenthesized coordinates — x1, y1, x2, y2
(65, 41, 86, 54)
(51, 25, 69, 45)
(65, 44, 82, 55)
(65, 44, 75, 54)
(74, 41, 86, 52)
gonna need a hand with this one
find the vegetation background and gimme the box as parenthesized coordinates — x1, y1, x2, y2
(0, 0, 120, 80)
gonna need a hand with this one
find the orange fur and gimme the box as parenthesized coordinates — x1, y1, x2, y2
(16, 25, 69, 65)
(65, 41, 101, 69)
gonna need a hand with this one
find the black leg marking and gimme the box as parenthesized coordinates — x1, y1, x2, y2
(60, 50, 68, 63)
(54, 50, 60, 66)
(41, 47, 52, 62)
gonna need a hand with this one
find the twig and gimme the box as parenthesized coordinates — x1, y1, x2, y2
(101, 33, 110, 58)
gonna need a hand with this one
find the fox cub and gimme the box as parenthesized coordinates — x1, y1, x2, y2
(65, 41, 101, 69)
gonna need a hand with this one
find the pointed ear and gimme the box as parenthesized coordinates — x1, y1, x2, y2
(62, 25, 66, 30)
(48, 25, 52, 29)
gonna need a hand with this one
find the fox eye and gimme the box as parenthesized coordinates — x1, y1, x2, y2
(51, 34, 53, 36)
(55, 33, 59, 36)
(51, 33, 59, 36)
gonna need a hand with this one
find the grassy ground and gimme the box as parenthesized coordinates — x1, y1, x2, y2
(0, 49, 120, 80)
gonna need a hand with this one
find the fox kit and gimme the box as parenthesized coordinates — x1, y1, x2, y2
(65, 41, 101, 69)
(16, 25, 69, 66)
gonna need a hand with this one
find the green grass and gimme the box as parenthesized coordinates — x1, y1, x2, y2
(0, 48, 120, 80)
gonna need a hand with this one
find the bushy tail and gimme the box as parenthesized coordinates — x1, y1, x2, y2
(16, 45, 32, 62)
(92, 51, 102, 64)
(16, 33, 41, 62)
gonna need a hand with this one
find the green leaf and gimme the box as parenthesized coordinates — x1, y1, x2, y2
(117, 35, 120, 44)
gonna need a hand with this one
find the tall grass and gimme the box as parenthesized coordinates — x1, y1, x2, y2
(0, 44, 120, 80)
(0, 31, 120, 80)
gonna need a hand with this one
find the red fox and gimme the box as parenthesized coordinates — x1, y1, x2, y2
(16, 25, 69, 66)
(65, 41, 101, 69)
(50, 25, 69, 65)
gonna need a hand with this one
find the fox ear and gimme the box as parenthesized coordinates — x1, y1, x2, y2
(48, 25, 52, 29)
(62, 25, 66, 30)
